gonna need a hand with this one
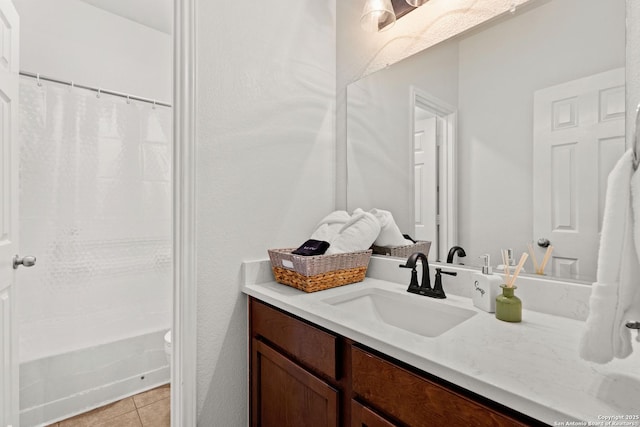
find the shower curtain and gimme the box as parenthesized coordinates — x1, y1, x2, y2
(16, 76, 172, 424)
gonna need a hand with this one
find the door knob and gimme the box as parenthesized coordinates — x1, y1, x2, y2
(13, 255, 36, 269)
(537, 238, 551, 248)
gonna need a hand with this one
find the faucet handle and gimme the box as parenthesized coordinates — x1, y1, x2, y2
(436, 268, 457, 277)
(432, 268, 456, 299)
(399, 258, 420, 289)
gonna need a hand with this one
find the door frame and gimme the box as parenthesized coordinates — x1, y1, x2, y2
(172, 0, 197, 425)
(409, 86, 457, 262)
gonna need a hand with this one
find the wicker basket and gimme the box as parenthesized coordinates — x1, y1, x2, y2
(268, 248, 372, 293)
(371, 241, 431, 258)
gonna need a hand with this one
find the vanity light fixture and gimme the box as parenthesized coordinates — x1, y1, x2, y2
(405, 0, 429, 6)
(360, 0, 396, 32)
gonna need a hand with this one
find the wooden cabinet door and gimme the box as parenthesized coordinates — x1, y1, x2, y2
(251, 338, 338, 427)
(351, 400, 398, 427)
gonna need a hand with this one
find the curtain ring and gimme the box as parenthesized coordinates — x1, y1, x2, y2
(36, 73, 42, 87)
(126, 95, 131, 104)
(152, 100, 157, 110)
(97, 88, 102, 99)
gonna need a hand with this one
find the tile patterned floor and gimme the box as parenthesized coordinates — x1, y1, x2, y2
(46, 384, 170, 427)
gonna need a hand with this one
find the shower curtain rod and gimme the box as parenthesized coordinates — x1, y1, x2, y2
(19, 70, 172, 108)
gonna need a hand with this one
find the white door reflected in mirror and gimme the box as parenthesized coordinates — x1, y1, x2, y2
(533, 68, 625, 280)
(414, 112, 438, 247)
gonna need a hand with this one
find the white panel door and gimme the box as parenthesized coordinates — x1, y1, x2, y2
(533, 68, 625, 281)
(414, 116, 437, 257)
(0, 0, 18, 425)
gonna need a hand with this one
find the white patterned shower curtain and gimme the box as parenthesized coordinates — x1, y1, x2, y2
(17, 77, 172, 363)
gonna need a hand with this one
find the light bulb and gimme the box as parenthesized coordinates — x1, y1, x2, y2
(361, 0, 396, 32)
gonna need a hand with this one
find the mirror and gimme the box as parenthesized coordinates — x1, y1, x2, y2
(346, 0, 626, 283)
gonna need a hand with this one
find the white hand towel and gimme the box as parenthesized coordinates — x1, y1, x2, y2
(325, 211, 381, 255)
(367, 208, 413, 247)
(629, 159, 640, 337)
(310, 210, 351, 244)
(580, 149, 640, 363)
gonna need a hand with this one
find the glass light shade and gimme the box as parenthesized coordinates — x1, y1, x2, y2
(360, 0, 396, 32)
(405, 0, 429, 6)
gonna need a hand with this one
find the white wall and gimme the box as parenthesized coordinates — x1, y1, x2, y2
(13, 0, 172, 102)
(194, 1, 336, 425)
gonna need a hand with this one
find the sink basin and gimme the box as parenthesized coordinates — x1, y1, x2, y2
(323, 288, 476, 337)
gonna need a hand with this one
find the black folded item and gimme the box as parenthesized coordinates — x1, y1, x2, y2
(292, 239, 330, 256)
(402, 234, 417, 244)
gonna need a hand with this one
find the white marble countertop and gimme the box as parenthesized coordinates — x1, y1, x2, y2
(242, 258, 640, 426)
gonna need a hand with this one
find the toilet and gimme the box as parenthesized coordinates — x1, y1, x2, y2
(164, 330, 171, 364)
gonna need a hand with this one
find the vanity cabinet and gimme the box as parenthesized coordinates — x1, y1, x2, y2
(249, 297, 542, 427)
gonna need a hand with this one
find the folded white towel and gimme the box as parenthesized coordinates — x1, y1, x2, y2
(310, 210, 350, 244)
(580, 149, 640, 363)
(325, 211, 381, 255)
(366, 208, 413, 247)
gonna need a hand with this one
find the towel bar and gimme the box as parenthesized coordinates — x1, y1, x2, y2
(626, 321, 640, 329)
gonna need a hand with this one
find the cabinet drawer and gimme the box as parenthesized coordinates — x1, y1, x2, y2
(250, 299, 337, 380)
(351, 347, 529, 427)
(351, 400, 398, 427)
